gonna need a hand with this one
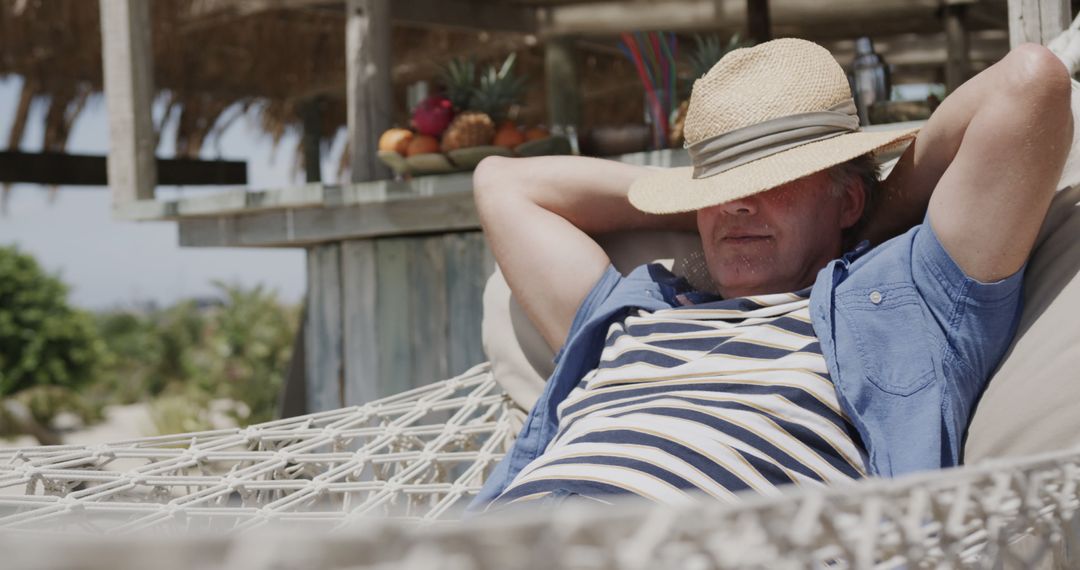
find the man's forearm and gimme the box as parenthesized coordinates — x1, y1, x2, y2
(485, 155, 696, 235)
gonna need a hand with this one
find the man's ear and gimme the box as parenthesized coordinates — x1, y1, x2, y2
(839, 178, 866, 230)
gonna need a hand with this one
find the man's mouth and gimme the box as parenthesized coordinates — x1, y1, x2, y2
(721, 234, 772, 244)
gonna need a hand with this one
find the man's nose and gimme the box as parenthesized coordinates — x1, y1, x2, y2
(722, 196, 758, 216)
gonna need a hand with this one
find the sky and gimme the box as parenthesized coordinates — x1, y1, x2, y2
(0, 75, 341, 311)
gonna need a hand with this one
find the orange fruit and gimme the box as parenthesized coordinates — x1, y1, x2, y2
(525, 126, 549, 141)
(493, 125, 526, 149)
(378, 128, 414, 155)
(405, 134, 441, 157)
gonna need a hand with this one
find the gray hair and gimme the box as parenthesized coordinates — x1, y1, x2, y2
(827, 153, 881, 247)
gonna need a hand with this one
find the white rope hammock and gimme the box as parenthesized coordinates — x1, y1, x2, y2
(0, 363, 519, 532)
(0, 364, 1078, 568)
(3, 18, 1080, 569)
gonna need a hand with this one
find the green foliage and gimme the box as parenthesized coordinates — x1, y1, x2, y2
(0, 244, 297, 440)
(94, 281, 298, 433)
(441, 53, 527, 121)
(0, 245, 107, 397)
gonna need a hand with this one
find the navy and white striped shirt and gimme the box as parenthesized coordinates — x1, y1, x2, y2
(491, 289, 868, 508)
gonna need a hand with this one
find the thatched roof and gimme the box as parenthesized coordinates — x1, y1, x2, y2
(0, 0, 654, 170)
(0, 0, 1030, 181)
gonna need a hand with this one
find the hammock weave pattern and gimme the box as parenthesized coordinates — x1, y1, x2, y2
(0, 363, 1078, 568)
(0, 363, 518, 532)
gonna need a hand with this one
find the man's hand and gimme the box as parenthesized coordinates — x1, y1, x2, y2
(474, 156, 696, 352)
(881, 43, 1073, 282)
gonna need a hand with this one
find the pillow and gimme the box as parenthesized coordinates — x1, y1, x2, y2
(481, 231, 703, 410)
(964, 185, 1080, 461)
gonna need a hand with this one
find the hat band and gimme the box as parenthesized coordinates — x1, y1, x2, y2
(686, 99, 860, 179)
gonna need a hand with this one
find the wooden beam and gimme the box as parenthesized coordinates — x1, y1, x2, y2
(1007, 0, 1071, 47)
(545, 37, 582, 130)
(301, 98, 322, 184)
(0, 151, 246, 186)
(99, 0, 157, 205)
(540, 0, 942, 36)
(747, 0, 772, 43)
(177, 191, 481, 248)
(346, 0, 393, 183)
(305, 244, 344, 412)
(944, 3, 971, 93)
(395, 0, 537, 33)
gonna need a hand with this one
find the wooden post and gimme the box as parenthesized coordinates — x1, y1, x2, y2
(1007, 0, 1071, 47)
(99, 0, 156, 206)
(944, 2, 971, 93)
(301, 98, 322, 184)
(747, 0, 772, 43)
(545, 37, 582, 131)
(305, 244, 344, 412)
(346, 0, 393, 183)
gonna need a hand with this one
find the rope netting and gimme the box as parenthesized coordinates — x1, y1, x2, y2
(0, 363, 520, 533)
(0, 362, 1077, 567)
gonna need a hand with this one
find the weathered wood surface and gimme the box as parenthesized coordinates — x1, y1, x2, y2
(303, 232, 493, 412)
(305, 244, 344, 412)
(545, 37, 581, 130)
(346, 0, 393, 183)
(944, 3, 972, 93)
(341, 240, 379, 407)
(99, 0, 156, 205)
(1007, 0, 1071, 47)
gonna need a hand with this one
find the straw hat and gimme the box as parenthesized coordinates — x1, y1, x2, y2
(628, 38, 919, 214)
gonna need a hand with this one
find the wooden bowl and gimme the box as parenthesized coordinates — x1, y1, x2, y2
(404, 153, 457, 175)
(447, 145, 513, 170)
(377, 150, 410, 176)
(515, 135, 572, 157)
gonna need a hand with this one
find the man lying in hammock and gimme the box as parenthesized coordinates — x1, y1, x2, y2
(467, 38, 1072, 511)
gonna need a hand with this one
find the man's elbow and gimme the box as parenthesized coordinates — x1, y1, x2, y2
(1003, 43, 1072, 106)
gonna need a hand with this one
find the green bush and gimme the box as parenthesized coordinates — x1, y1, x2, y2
(0, 245, 106, 397)
(0, 246, 106, 434)
(94, 281, 299, 433)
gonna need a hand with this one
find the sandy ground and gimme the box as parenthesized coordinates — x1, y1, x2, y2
(0, 401, 240, 449)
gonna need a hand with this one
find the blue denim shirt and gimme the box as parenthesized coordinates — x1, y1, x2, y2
(469, 222, 1024, 511)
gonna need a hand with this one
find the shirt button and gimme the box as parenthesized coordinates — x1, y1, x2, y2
(869, 290, 883, 304)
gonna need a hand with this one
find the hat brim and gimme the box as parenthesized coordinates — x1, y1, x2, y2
(628, 127, 920, 214)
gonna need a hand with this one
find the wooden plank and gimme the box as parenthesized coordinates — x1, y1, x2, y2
(1007, 0, 1071, 47)
(396, 0, 536, 33)
(944, 4, 971, 93)
(0, 151, 246, 187)
(278, 304, 308, 418)
(99, 0, 156, 204)
(346, 0, 393, 183)
(178, 191, 482, 247)
(301, 98, 322, 184)
(304, 245, 344, 412)
(445, 232, 491, 376)
(541, 0, 941, 36)
(407, 236, 449, 389)
(375, 237, 413, 397)
(341, 240, 380, 406)
(545, 37, 582, 131)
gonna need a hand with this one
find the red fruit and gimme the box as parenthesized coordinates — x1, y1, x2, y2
(411, 95, 455, 138)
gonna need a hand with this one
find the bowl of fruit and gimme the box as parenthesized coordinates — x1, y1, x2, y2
(377, 54, 571, 178)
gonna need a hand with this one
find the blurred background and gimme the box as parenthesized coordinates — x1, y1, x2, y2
(0, 0, 1054, 446)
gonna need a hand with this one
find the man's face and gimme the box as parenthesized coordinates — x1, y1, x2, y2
(696, 169, 864, 299)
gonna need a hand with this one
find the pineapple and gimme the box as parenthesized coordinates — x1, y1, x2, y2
(440, 57, 477, 111)
(440, 111, 495, 152)
(440, 53, 524, 151)
(471, 53, 527, 123)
